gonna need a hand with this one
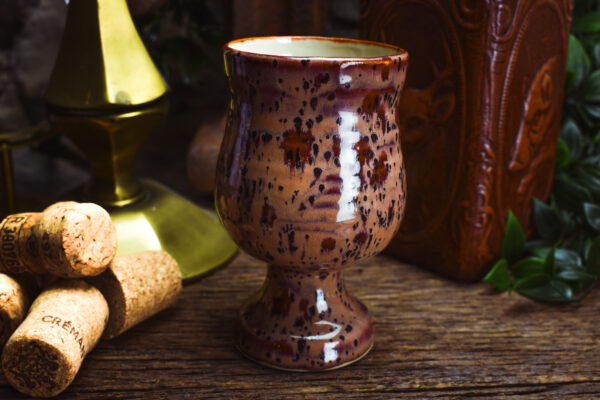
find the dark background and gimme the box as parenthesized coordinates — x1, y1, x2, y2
(0, 0, 359, 211)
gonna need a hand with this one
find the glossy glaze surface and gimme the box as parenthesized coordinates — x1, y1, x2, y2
(215, 36, 408, 371)
(237, 267, 374, 371)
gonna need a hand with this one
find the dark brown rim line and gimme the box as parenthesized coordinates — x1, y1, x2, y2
(224, 36, 409, 63)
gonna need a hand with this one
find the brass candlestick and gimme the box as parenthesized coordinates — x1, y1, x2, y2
(44, 0, 236, 281)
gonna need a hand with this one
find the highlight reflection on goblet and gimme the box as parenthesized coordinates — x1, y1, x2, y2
(216, 36, 409, 371)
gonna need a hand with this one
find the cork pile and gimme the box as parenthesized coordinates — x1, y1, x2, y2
(0, 202, 183, 398)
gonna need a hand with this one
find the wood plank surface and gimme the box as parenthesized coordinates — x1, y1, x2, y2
(1, 251, 598, 399)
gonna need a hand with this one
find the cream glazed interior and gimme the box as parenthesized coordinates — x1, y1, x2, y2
(228, 36, 401, 58)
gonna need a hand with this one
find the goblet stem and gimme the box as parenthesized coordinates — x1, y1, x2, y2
(237, 266, 374, 371)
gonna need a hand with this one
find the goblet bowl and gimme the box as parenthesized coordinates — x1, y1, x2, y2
(216, 36, 409, 371)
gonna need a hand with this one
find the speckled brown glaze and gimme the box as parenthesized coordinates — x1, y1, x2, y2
(216, 36, 408, 371)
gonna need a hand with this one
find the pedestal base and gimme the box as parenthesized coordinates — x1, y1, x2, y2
(109, 179, 237, 283)
(237, 266, 373, 371)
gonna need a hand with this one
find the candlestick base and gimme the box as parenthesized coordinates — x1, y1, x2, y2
(109, 179, 237, 283)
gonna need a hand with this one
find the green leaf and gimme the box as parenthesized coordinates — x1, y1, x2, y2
(586, 236, 600, 275)
(572, 12, 600, 33)
(512, 257, 545, 278)
(532, 198, 563, 240)
(584, 69, 600, 102)
(580, 161, 600, 179)
(594, 43, 600, 66)
(584, 237, 593, 261)
(568, 233, 590, 256)
(574, 163, 600, 197)
(585, 153, 600, 164)
(532, 246, 553, 259)
(518, 284, 567, 301)
(566, 35, 591, 91)
(553, 248, 583, 267)
(560, 118, 583, 160)
(549, 280, 575, 300)
(583, 203, 600, 231)
(584, 103, 600, 118)
(556, 137, 571, 169)
(544, 246, 557, 275)
(556, 268, 596, 281)
(561, 210, 578, 237)
(572, 101, 595, 129)
(483, 259, 511, 291)
(524, 239, 552, 254)
(501, 211, 526, 262)
(566, 175, 595, 202)
(565, 70, 576, 93)
(571, 281, 599, 302)
(554, 173, 594, 212)
(513, 273, 549, 291)
(515, 276, 573, 302)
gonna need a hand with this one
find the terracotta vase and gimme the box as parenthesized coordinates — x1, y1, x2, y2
(215, 36, 408, 371)
(360, 0, 574, 280)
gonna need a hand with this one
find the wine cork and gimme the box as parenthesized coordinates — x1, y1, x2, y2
(0, 273, 30, 347)
(90, 250, 182, 339)
(0, 213, 44, 275)
(2, 280, 109, 398)
(0, 201, 117, 278)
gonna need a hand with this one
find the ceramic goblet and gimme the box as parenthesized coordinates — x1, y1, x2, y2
(216, 36, 409, 371)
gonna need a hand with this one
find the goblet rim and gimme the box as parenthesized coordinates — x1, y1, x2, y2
(223, 35, 409, 64)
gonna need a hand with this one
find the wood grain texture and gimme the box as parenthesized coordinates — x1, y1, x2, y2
(1, 251, 599, 399)
(361, 0, 573, 281)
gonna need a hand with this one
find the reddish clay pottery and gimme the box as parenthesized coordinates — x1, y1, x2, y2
(360, 0, 573, 281)
(216, 36, 408, 371)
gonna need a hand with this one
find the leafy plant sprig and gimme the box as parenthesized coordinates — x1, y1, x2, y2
(484, 211, 600, 302)
(484, 1, 600, 302)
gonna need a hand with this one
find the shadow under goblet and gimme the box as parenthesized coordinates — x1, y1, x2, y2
(216, 36, 409, 371)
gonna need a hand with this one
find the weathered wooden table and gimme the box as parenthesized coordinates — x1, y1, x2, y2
(1, 251, 598, 399)
(3, 112, 599, 398)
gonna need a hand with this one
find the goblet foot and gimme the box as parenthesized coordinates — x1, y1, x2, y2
(236, 266, 373, 371)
